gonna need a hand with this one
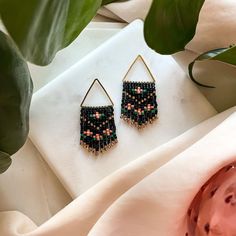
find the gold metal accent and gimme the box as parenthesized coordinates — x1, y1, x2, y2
(81, 78, 114, 107)
(122, 55, 156, 82)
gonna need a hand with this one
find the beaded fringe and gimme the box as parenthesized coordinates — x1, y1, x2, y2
(120, 114, 158, 130)
(80, 139, 118, 156)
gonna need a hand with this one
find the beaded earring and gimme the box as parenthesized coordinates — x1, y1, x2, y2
(80, 79, 118, 156)
(121, 55, 158, 129)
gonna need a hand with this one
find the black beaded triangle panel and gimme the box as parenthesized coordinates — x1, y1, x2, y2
(121, 81, 158, 129)
(80, 105, 118, 155)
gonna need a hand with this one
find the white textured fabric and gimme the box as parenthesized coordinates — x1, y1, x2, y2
(29, 20, 216, 197)
(1, 107, 236, 235)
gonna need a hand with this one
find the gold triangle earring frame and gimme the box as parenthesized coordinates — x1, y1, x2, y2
(80, 79, 118, 156)
(120, 55, 158, 129)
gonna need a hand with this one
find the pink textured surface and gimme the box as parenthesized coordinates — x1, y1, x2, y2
(187, 163, 236, 236)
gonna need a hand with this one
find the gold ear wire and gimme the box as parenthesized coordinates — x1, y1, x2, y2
(122, 55, 156, 82)
(80, 78, 114, 107)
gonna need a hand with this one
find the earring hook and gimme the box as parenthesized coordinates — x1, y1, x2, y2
(80, 78, 114, 107)
(122, 55, 156, 82)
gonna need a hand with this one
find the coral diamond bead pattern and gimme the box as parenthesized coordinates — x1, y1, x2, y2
(80, 106, 118, 155)
(121, 81, 158, 129)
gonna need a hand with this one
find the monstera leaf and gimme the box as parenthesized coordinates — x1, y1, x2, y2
(0, 31, 33, 173)
(0, 0, 102, 65)
(189, 46, 236, 88)
(144, 0, 205, 54)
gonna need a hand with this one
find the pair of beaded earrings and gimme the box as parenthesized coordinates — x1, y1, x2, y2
(80, 55, 158, 156)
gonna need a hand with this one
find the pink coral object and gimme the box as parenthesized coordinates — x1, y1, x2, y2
(187, 162, 236, 236)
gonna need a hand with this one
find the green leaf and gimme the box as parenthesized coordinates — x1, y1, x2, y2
(144, 0, 205, 54)
(188, 46, 236, 88)
(0, 151, 12, 174)
(0, 0, 102, 65)
(102, 0, 122, 5)
(0, 31, 33, 161)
